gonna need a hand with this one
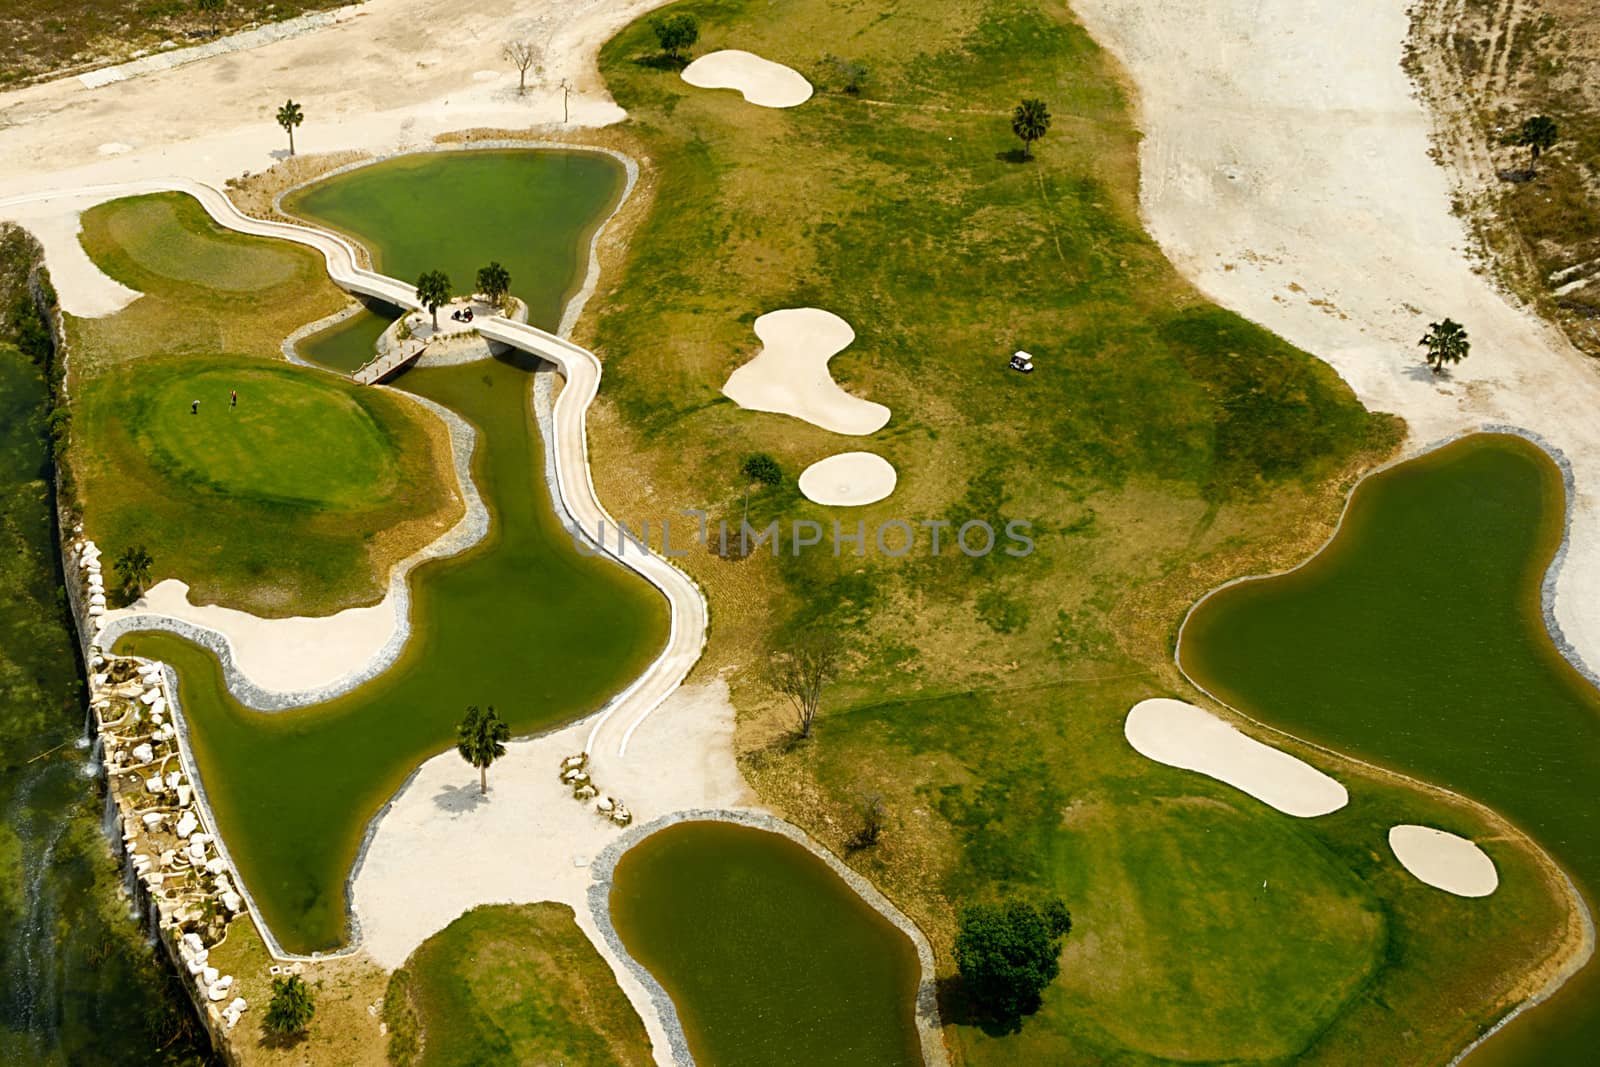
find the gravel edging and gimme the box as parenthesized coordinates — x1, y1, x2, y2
(587, 809, 949, 1067)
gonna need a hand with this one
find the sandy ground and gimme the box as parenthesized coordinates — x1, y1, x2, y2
(1388, 824, 1501, 897)
(1069, 0, 1600, 681)
(103, 579, 397, 694)
(721, 307, 890, 435)
(797, 451, 898, 507)
(351, 678, 755, 1064)
(1124, 698, 1349, 817)
(4, 197, 141, 316)
(680, 49, 814, 109)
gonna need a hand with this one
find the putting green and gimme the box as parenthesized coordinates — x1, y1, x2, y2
(129, 365, 398, 510)
(89, 194, 305, 294)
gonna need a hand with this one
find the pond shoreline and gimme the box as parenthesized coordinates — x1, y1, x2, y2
(1174, 427, 1598, 1064)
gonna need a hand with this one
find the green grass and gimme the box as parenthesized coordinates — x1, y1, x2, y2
(69, 193, 460, 615)
(126, 364, 398, 509)
(609, 821, 923, 1066)
(383, 903, 652, 1067)
(583, 1, 1567, 1062)
(1182, 433, 1600, 1063)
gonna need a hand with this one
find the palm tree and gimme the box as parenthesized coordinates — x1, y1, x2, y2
(1514, 115, 1559, 175)
(1419, 318, 1470, 375)
(276, 99, 304, 156)
(415, 270, 452, 330)
(457, 705, 510, 794)
(476, 262, 511, 304)
(1012, 98, 1051, 160)
(114, 544, 154, 598)
(264, 975, 314, 1038)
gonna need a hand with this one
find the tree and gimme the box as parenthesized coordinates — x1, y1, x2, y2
(195, 0, 223, 38)
(1419, 317, 1470, 375)
(114, 545, 153, 598)
(476, 261, 511, 304)
(820, 54, 870, 95)
(275, 99, 304, 156)
(741, 453, 783, 488)
(456, 704, 510, 795)
(849, 793, 887, 850)
(1513, 114, 1559, 174)
(954, 898, 1072, 1019)
(1011, 98, 1051, 160)
(503, 39, 540, 95)
(415, 270, 451, 330)
(264, 974, 314, 1039)
(651, 12, 700, 61)
(767, 630, 843, 739)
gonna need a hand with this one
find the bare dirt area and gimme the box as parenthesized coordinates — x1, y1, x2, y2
(1409, 0, 1600, 355)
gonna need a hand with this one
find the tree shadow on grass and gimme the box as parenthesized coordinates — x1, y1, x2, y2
(1497, 167, 1537, 184)
(935, 975, 1025, 1037)
(633, 53, 690, 72)
(995, 148, 1033, 164)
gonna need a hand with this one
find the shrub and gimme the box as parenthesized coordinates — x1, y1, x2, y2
(264, 974, 315, 1038)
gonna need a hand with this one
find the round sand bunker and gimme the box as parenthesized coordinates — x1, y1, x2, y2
(798, 452, 897, 507)
(1387, 825, 1499, 897)
(681, 50, 814, 108)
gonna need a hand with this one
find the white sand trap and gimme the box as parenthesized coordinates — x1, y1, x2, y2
(1124, 698, 1349, 817)
(722, 308, 889, 435)
(1388, 825, 1499, 897)
(681, 49, 814, 108)
(798, 451, 897, 506)
(13, 207, 141, 317)
(102, 579, 396, 694)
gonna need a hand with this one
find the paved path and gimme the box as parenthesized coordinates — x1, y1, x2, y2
(0, 177, 707, 758)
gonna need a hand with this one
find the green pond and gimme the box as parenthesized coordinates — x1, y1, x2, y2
(609, 822, 924, 1066)
(1179, 433, 1600, 1065)
(119, 148, 669, 954)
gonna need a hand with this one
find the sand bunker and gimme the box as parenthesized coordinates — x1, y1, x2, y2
(1124, 698, 1349, 817)
(1388, 825, 1499, 897)
(722, 308, 889, 435)
(15, 206, 141, 317)
(681, 49, 814, 108)
(103, 579, 396, 695)
(798, 451, 897, 506)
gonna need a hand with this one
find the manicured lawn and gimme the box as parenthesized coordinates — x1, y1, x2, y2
(69, 193, 461, 615)
(125, 364, 398, 510)
(383, 904, 651, 1067)
(584, 1, 1573, 1062)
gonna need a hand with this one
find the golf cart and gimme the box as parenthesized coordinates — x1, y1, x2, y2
(1008, 350, 1035, 373)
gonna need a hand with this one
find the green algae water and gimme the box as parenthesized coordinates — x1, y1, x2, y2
(119, 149, 668, 954)
(0, 347, 210, 1063)
(284, 149, 619, 330)
(609, 822, 924, 1066)
(1179, 434, 1600, 1065)
(294, 304, 397, 374)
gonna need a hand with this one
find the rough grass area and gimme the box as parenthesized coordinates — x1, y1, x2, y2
(0, 0, 353, 87)
(68, 193, 461, 616)
(586, 1, 1569, 1062)
(206, 918, 390, 1067)
(382, 904, 651, 1067)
